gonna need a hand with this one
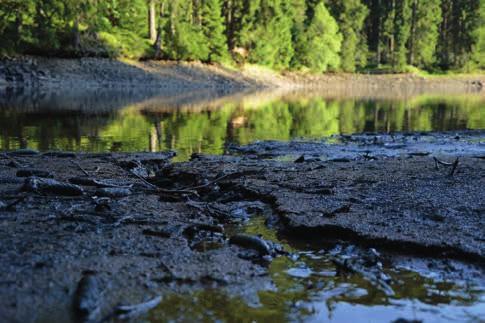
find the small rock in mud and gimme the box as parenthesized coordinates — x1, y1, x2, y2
(229, 234, 271, 256)
(72, 273, 102, 322)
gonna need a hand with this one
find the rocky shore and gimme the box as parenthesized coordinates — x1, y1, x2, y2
(1, 56, 484, 93)
(0, 131, 484, 322)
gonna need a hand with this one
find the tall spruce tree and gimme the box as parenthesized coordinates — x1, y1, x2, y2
(201, 0, 228, 63)
(300, 1, 342, 72)
(393, 0, 411, 71)
(288, 0, 307, 68)
(328, 0, 369, 72)
(239, 0, 294, 69)
(407, 0, 442, 68)
(438, 0, 483, 69)
(471, 0, 485, 69)
(163, 0, 209, 61)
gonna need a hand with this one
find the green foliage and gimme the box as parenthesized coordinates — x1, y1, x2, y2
(201, 0, 229, 63)
(163, 1, 209, 61)
(393, 0, 412, 71)
(299, 2, 342, 72)
(408, 0, 442, 68)
(328, 0, 369, 72)
(238, 0, 295, 69)
(0, 0, 484, 73)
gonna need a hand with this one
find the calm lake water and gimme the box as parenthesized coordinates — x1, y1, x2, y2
(1, 88, 484, 161)
(1, 88, 484, 321)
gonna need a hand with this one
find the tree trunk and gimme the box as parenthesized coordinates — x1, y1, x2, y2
(73, 18, 81, 51)
(408, 0, 418, 66)
(154, 2, 165, 59)
(375, 0, 382, 67)
(148, 0, 157, 43)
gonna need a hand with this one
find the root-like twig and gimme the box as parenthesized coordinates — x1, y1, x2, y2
(433, 157, 460, 176)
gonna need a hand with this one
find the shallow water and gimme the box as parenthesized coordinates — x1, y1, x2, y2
(148, 217, 484, 323)
(0, 89, 484, 161)
(1, 88, 484, 321)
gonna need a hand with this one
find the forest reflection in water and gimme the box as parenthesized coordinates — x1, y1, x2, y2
(0, 88, 484, 160)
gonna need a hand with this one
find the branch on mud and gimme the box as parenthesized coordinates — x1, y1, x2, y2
(70, 160, 90, 177)
(433, 157, 460, 176)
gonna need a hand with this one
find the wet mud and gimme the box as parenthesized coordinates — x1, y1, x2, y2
(0, 131, 484, 322)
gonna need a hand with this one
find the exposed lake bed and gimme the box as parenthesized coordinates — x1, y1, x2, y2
(0, 131, 484, 322)
(1, 57, 485, 321)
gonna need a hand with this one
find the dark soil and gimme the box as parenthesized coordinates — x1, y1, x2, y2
(0, 131, 484, 322)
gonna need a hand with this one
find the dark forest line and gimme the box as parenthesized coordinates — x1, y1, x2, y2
(1, 0, 484, 73)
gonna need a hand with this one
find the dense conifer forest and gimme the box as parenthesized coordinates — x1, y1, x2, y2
(1, 0, 484, 72)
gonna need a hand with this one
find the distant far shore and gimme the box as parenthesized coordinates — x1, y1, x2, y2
(0, 56, 484, 94)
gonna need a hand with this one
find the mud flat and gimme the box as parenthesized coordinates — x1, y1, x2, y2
(0, 131, 484, 322)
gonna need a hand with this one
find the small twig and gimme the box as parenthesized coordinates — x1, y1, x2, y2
(449, 158, 459, 176)
(114, 295, 162, 320)
(129, 170, 159, 190)
(181, 170, 261, 191)
(70, 160, 90, 177)
(433, 157, 460, 176)
(181, 173, 232, 190)
(433, 157, 454, 167)
(100, 295, 163, 322)
(128, 169, 198, 196)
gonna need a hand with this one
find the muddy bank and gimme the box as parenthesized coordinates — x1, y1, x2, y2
(1, 56, 484, 93)
(0, 131, 484, 322)
(0, 56, 260, 92)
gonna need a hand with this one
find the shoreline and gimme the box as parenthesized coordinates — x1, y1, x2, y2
(1, 56, 484, 94)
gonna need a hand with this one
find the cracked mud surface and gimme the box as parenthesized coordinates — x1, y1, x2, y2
(0, 131, 484, 322)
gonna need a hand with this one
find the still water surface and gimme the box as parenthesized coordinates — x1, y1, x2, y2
(1, 89, 484, 321)
(1, 89, 484, 161)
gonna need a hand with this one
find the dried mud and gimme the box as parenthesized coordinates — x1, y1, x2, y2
(0, 131, 484, 322)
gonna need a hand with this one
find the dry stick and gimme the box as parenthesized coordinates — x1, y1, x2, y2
(70, 160, 90, 177)
(128, 168, 255, 196)
(181, 173, 232, 190)
(449, 158, 460, 176)
(128, 169, 198, 196)
(433, 157, 460, 176)
(181, 169, 262, 191)
(114, 296, 162, 320)
(433, 157, 454, 169)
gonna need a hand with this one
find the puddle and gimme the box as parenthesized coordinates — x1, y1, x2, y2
(149, 217, 485, 322)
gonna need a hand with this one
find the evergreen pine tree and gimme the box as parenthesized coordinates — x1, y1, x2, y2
(240, 0, 294, 69)
(408, 0, 442, 68)
(328, 0, 369, 72)
(201, 0, 229, 63)
(163, 0, 209, 61)
(289, 0, 308, 68)
(393, 0, 411, 71)
(301, 1, 342, 72)
(471, 0, 485, 69)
